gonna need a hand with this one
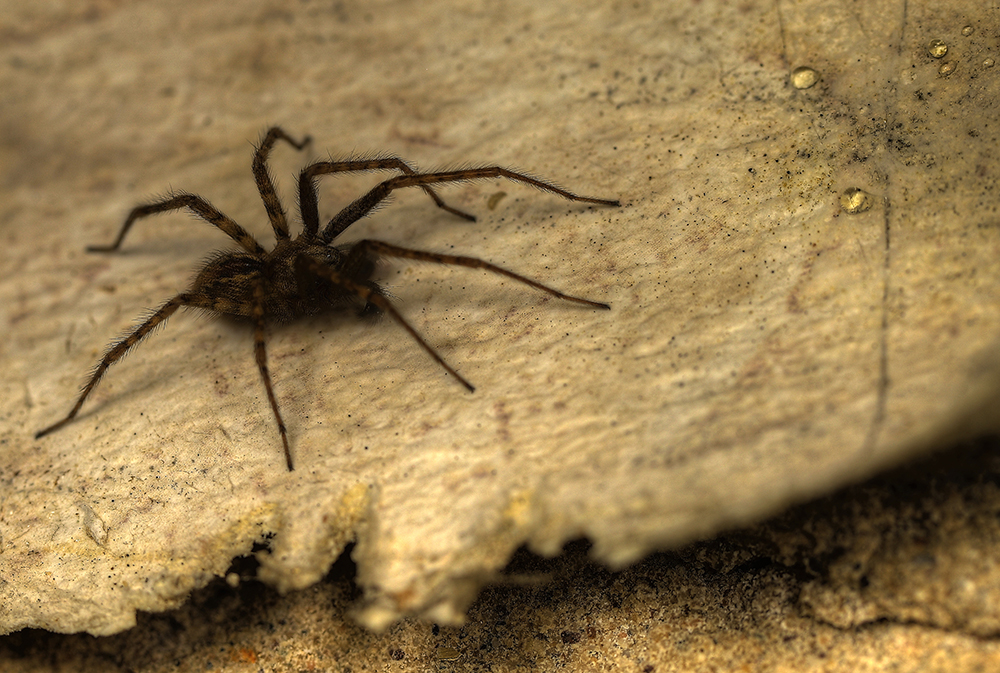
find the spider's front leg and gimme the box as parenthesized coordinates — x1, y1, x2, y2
(253, 127, 312, 242)
(296, 157, 477, 239)
(322, 166, 620, 242)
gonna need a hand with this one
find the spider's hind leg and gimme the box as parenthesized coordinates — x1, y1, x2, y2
(36, 293, 193, 439)
(248, 279, 294, 470)
(295, 254, 476, 393)
(352, 240, 611, 309)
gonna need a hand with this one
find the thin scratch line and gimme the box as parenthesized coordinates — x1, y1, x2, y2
(898, 0, 909, 56)
(863, 195, 891, 455)
(774, 0, 789, 70)
(862, 0, 907, 454)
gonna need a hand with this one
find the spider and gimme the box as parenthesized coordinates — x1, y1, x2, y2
(36, 126, 619, 470)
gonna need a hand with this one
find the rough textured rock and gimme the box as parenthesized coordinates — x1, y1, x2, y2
(1, 0, 997, 641)
(3, 439, 1000, 672)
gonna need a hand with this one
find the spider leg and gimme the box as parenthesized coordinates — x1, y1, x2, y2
(253, 126, 312, 241)
(296, 255, 476, 393)
(35, 293, 193, 439)
(351, 240, 611, 310)
(322, 167, 620, 243)
(88, 193, 266, 255)
(251, 280, 293, 470)
(298, 157, 477, 240)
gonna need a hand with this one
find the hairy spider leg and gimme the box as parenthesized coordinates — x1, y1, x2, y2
(253, 127, 312, 241)
(296, 157, 475, 239)
(87, 193, 267, 255)
(35, 293, 193, 439)
(354, 240, 610, 309)
(250, 280, 293, 470)
(322, 167, 621, 243)
(296, 255, 476, 393)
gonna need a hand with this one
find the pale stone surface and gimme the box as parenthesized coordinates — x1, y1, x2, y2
(1, 0, 998, 637)
(2, 439, 999, 671)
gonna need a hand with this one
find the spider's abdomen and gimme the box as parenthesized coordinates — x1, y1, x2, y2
(191, 251, 262, 318)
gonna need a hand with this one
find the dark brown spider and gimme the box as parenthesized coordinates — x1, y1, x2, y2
(36, 126, 619, 470)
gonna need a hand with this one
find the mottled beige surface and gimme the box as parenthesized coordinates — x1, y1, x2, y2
(1, 0, 998, 639)
(2, 439, 999, 672)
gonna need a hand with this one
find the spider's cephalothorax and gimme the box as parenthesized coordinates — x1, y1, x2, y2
(36, 127, 620, 470)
